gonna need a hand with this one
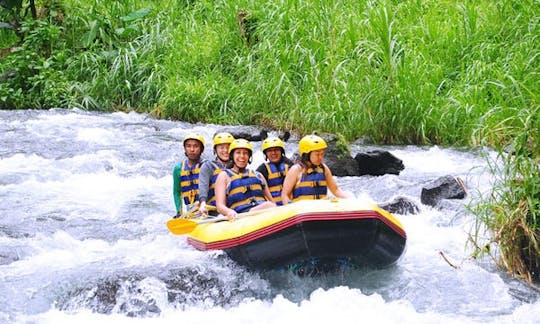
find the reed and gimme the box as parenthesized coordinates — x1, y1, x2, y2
(471, 104, 539, 283)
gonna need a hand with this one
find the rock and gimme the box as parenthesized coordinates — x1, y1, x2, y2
(319, 133, 361, 176)
(420, 175, 467, 207)
(354, 150, 404, 176)
(216, 127, 268, 141)
(379, 196, 420, 215)
(325, 156, 361, 176)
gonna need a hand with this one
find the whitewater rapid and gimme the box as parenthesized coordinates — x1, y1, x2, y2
(0, 109, 538, 324)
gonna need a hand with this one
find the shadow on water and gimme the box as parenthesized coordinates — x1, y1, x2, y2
(51, 255, 407, 318)
(54, 257, 272, 318)
(258, 262, 405, 303)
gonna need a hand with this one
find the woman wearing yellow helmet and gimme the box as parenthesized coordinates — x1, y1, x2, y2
(281, 134, 350, 204)
(256, 137, 294, 206)
(198, 132, 234, 215)
(215, 139, 276, 219)
(172, 133, 206, 218)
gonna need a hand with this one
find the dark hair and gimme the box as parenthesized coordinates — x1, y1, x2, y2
(228, 148, 252, 168)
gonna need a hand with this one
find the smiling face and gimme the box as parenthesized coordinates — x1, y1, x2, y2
(215, 143, 230, 162)
(184, 139, 203, 162)
(265, 147, 282, 163)
(232, 148, 251, 169)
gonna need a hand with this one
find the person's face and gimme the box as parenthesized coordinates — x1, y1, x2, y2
(215, 143, 230, 161)
(265, 147, 282, 163)
(309, 149, 325, 165)
(184, 139, 203, 160)
(233, 148, 250, 168)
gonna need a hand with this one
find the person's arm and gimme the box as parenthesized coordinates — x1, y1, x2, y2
(197, 162, 212, 213)
(281, 164, 301, 204)
(215, 171, 236, 219)
(256, 171, 274, 202)
(172, 163, 183, 214)
(323, 163, 350, 198)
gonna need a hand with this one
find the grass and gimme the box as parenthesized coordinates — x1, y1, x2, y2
(471, 104, 539, 282)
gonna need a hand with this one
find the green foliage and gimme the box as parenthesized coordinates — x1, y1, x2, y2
(470, 104, 539, 282)
(1, 0, 537, 145)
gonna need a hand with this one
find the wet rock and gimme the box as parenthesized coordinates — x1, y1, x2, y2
(420, 175, 467, 207)
(319, 133, 361, 177)
(278, 131, 291, 142)
(354, 150, 404, 176)
(379, 196, 420, 215)
(325, 156, 361, 177)
(217, 127, 268, 141)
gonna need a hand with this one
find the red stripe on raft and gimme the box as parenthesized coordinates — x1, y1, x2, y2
(187, 210, 406, 251)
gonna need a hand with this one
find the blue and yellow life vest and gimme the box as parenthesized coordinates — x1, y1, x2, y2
(207, 160, 227, 207)
(225, 169, 267, 213)
(179, 160, 204, 207)
(263, 162, 289, 206)
(292, 165, 327, 201)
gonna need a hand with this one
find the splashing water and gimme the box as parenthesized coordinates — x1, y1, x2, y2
(0, 109, 538, 324)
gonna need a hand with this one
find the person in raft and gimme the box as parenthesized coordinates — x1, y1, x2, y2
(215, 139, 276, 219)
(198, 132, 235, 216)
(281, 134, 350, 204)
(172, 133, 206, 218)
(256, 137, 294, 206)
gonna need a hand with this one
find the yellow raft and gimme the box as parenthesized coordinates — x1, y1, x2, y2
(182, 199, 407, 272)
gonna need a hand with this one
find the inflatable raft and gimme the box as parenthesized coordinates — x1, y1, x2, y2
(171, 199, 407, 272)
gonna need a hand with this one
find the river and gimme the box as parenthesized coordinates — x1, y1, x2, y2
(0, 109, 538, 323)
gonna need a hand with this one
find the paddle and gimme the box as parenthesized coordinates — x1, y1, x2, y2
(167, 206, 273, 235)
(167, 215, 228, 235)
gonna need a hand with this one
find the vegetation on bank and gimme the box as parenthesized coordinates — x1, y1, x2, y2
(1, 0, 538, 282)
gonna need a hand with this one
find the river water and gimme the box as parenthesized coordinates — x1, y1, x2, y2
(0, 109, 538, 324)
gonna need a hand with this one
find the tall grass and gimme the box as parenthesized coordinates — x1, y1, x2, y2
(471, 103, 539, 282)
(3, 0, 536, 145)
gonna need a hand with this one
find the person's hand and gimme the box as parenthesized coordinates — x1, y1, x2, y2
(226, 210, 237, 221)
(199, 201, 208, 214)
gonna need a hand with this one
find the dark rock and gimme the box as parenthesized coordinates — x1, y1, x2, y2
(354, 150, 404, 176)
(379, 196, 420, 215)
(324, 156, 361, 176)
(279, 131, 291, 142)
(420, 175, 467, 207)
(216, 127, 268, 141)
(319, 133, 361, 176)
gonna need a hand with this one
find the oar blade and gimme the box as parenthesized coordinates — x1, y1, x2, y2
(166, 218, 198, 235)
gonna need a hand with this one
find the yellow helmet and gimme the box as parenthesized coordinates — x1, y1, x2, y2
(213, 132, 235, 147)
(229, 139, 253, 155)
(262, 137, 285, 153)
(299, 135, 327, 155)
(183, 133, 205, 148)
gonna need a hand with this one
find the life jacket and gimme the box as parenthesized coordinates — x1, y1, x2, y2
(207, 160, 227, 207)
(225, 169, 267, 213)
(292, 165, 327, 201)
(263, 162, 289, 206)
(179, 159, 204, 208)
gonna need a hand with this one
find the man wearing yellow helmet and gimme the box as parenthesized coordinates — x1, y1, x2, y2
(281, 134, 350, 204)
(215, 139, 276, 219)
(256, 137, 294, 206)
(198, 132, 234, 215)
(172, 133, 206, 218)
